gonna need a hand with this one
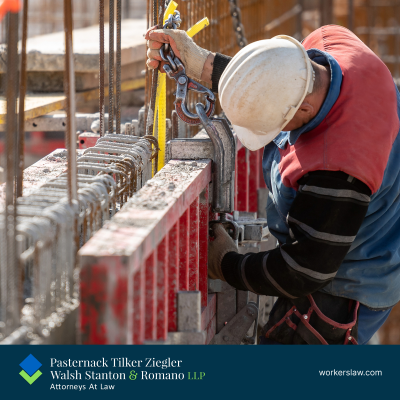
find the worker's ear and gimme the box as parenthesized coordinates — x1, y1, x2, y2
(296, 101, 315, 120)
(284, 100, 315, 131)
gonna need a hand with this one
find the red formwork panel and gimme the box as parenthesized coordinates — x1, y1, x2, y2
(80, 139, 267, 344)
(79, 160, 212, 344)
(78, 132, 100, 149)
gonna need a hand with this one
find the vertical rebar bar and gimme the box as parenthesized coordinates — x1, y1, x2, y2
(116, 0, 122, 134)
(109, 0, 115, 134)
(5, 11, 20, 336)
(64, 0, 77, 204)
(99, 0, 105, 136)
(17, 0, 29, 198)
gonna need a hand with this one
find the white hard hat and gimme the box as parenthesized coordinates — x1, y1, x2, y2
(219, 35, 315, 151)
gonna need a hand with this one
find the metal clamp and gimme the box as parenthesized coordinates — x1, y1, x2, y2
(196, 105, 235, 213)
(209, 213, 239, 241)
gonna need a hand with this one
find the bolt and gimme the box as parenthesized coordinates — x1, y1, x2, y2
(223, 336, 229, 342)
(303, 315, 308, 320)
(178, 76, 187, 85)
(247, 308, 255, 316)
(348, 336, 352, 341)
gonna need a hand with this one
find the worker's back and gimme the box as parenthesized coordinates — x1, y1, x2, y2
(263, 25, 400, 309)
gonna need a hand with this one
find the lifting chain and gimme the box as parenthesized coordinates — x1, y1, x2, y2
(228, 0, 248, 49)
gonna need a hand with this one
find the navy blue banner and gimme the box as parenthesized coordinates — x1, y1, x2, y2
(0, 345, 394, 399)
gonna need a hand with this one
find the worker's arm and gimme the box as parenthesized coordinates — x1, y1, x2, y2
(209, 171, 371, 298)
(145, 28, 232, 90)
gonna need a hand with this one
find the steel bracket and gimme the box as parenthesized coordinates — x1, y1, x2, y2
(210, 302, 258, 345)
(233, 211, 270, 245)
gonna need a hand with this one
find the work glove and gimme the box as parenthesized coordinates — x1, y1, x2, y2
(208, 224, 238, 281)
(145, 27, 211, 81)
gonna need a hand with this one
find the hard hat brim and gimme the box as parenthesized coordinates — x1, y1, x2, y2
(233, 124, 281, 152)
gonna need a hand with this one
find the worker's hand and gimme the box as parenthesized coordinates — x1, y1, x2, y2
(145, 26, 211, 81)
(208, 224, 238, 281)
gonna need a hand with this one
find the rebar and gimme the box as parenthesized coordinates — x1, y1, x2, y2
(99, 0, 105, 137)
(4, 11, 20, 337)
(17, 0, 29, 198)
(63, 0, 77, 204)
(116, 0, 122, 134)
(1, 132, 157, 343)
(109, 0, 115, 134)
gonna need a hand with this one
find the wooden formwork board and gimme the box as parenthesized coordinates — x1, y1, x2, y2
(0, 77, 145, 124)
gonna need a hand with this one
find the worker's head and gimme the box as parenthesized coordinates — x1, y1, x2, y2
(219, 36, 329, 151)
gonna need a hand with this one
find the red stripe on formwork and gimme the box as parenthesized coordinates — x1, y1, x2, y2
(133, 265, 145, 344)
(198, 185, 209, 308)
(179, 209, 190, 291)
(156, 236, 169, 341)
(168, 223, 179, 332)
(236, 147, 249, 211)
(145, 251, 157, 342)
(189, 197, 200, 291)
(248, 150, 259, 212)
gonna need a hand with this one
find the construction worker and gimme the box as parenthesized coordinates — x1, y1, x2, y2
(146, 25, 400, 345)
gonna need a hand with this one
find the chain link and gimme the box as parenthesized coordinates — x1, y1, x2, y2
(228, 0, 248, 49)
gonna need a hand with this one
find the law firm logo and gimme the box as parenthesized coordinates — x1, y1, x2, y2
(19, 354, 42, 385)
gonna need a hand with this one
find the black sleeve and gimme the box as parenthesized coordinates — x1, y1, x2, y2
(211, 53, 232, 93)
(221, 171, 372, 298)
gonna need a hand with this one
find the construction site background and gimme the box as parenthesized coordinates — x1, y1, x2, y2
(1, 0, 400, 344)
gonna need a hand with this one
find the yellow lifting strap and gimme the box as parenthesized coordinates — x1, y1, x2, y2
(153, 1, 209, 172)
